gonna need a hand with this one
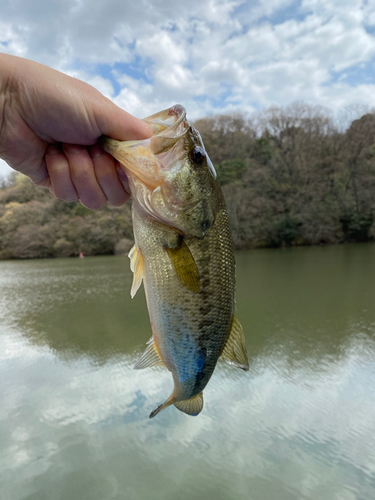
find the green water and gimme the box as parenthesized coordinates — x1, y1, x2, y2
(1, 245, 375, 500)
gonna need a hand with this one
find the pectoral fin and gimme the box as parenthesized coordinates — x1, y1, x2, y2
(166, 240, 200, 293)
(220, 314, 249, 371)
(128, 245, 145, 298)
(133, 338, 165, 370)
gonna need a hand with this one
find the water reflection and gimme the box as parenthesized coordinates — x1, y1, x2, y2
(0, 256, 150, 361)
(1, 245, 375, 500)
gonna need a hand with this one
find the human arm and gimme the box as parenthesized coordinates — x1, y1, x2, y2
(0, 53, 152, 209)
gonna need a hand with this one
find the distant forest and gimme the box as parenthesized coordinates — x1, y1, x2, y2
(1, 102, 375, 259)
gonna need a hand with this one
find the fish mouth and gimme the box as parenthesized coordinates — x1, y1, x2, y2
(144, 104, 188, 136)
(100, 104, 190, 189)
(144, 105, 190, 156)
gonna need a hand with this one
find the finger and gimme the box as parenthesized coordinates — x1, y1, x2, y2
(89, 145, 130, 206)
(96, 98, 153, 141)
(45, 145, 79, 202)
(63, 143, 106, 210)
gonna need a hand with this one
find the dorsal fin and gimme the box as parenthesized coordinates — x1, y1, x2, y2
(133, 339, 165, 370)
(128, 245, 145, 298)
(220, 313, 249, 371)
(166, 240, 200, 293)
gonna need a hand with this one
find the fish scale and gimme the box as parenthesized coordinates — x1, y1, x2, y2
(134, 205, 235, 399)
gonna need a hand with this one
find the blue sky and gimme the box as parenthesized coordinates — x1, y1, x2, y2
(1, 0, 375, 177)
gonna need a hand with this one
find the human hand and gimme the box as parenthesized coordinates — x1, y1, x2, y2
(0, 53, 152, 209)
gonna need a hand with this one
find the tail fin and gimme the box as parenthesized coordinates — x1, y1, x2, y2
(149, 392, 204, 418)
(174, 392, 204, 417)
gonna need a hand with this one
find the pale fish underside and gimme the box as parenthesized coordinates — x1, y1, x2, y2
(102, 105, 249, 418)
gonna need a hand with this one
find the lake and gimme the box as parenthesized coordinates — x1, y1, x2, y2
(1, 244, 375, 500)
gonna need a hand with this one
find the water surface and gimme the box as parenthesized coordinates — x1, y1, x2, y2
(1, 245, 375, 500)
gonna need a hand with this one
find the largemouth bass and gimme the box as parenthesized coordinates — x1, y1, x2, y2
(102, 105, 248, 418)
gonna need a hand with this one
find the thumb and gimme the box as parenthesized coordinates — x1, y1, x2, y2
(95, 97, 153, 141)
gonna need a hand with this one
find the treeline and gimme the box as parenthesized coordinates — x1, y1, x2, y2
(1, 102, 375, 259)
(0, 174, 134, 259)
(196, 102, 375, 249)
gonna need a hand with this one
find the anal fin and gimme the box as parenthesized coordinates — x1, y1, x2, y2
(174, 392, 204, 416)
(128, 245, 145, 298)
(220, 314, 249, 371)
(133, 339, 165, 370)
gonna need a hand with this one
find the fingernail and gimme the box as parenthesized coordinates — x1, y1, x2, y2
(116, 165, 128, 181)
(63, 143, 85, 154)
(116, 165, 130, 194)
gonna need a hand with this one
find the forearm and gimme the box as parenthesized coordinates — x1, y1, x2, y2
(0, 53, 46, 178)
(0, 53, 19, 158)
(0, 52, 16, 104)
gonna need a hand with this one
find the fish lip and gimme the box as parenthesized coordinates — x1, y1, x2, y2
(168, 104, 186, 117)
(145, 104, 187, 132)
(167, 104, 187, 126)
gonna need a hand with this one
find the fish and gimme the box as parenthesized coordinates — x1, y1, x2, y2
(101, 104, 249, 418)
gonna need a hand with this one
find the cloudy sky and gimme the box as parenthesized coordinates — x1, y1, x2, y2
(1, 0, 375, 176)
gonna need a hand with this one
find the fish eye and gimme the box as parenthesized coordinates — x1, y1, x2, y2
(190, 146, 206, 165)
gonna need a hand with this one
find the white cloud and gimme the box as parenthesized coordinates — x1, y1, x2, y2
(0, 0, 375, 122)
